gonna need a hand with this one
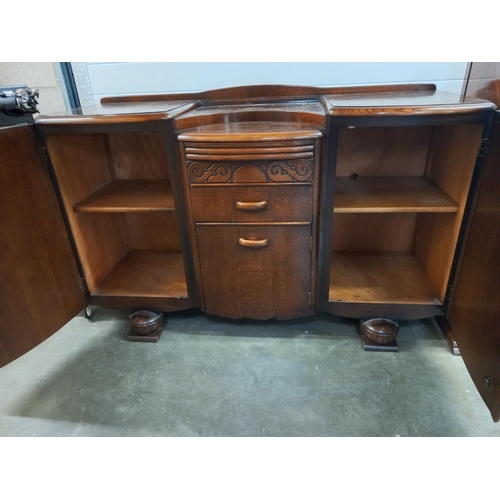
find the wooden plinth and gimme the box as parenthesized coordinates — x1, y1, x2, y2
(360, 334, 398, 352)
(127, 326, 163, 343)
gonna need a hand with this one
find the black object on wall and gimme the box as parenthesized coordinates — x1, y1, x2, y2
(0, 86, 37, 128)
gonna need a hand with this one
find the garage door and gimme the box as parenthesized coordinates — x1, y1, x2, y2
(70, 62, 469, 106)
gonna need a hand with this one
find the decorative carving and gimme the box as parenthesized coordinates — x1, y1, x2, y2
(265, 160, 313, 182)
(186, 162, 232, 183)
(187, 159, 314, 184)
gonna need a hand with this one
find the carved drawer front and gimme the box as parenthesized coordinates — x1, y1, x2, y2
(196, 224, 312, 320)
(184, 140, 315, 184)
(191, 185, 312, 222)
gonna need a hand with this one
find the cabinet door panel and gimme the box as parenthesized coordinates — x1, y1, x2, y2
(0, 125, 86, 367)
(448, 111, 500, 421)
(196, 225, 311, 320)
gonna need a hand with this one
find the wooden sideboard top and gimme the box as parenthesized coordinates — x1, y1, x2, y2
(35, 83, 496, 131)
(324, 91, 495, 116)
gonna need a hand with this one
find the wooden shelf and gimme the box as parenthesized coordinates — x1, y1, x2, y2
(329, 252, 442, 305)
(334, 176, 458, 213)
(74, 180, 174, 213)
(93, 250, 187, 298)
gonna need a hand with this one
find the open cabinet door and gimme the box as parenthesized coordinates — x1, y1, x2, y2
(0, 124, 87, 367)
(447, 111, 500, 421)
(446, 63, 500, 421)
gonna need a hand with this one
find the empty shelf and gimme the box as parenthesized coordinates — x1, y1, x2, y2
(93, 250, 187, 298)
(329, 252, 442, 305)
(334, 176, 458, 213)
(74, 180, 174, 213)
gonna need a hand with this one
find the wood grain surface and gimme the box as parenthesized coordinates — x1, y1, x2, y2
(45, 134, 128, 292)
(334, 176, 458, 213)
(415, 124, 483, 302)
(100, 83, 438, 103)
(178, 122, 323, 142)
(74, 180, 174, 213)
(190, 185, 312, 222)
(449, 64, 500, 421)
(0, 126, 86, 367)
(123, 212, 181, 250)
(329, 252, 441, 305)
(332, 213, 417, 252)
(196, 224, 311, 319)
(93, 250, 187, 298)
(186, 159, 314, 184)
(336, 126, 432, 177)
(107, 132, 171, 180)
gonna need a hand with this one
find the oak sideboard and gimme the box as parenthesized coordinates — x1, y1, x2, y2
(1, 79, 499, 420)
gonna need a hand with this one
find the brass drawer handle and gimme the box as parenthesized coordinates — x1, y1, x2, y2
(235, 200, 268, 211)
(238, 237, 268, 248)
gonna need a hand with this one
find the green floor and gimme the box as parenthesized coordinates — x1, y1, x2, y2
(0, 307, 498, 436)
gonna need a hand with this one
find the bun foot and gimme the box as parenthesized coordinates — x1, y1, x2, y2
(359, 318, 399, 352)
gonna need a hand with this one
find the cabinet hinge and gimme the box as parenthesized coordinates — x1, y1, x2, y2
(446, 285, 455, 302)
(309, 236, 313, 252)
(478, 138, 490, 160)
(79, 277, 88, 293)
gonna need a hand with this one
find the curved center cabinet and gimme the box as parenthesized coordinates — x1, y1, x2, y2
(175, 107, 323, 320)
(34, 84, 494, 324)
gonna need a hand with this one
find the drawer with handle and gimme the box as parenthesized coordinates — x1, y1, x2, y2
(190, 185, 312, 222)
(196, 224, 312, 320)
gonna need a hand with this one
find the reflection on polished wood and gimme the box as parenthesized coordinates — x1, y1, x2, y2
(178, 121, 324, 142)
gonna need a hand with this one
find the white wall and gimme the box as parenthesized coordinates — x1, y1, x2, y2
(71, 62, 469, 106)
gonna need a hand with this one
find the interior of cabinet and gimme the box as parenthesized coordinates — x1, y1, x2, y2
(329, 124, 483, 305)
(45, 132, 187, 299)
